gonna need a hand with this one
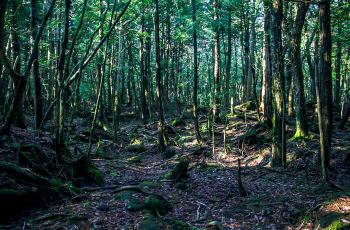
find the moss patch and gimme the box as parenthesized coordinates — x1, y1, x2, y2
(144, 195, 172, 215)
(127, 156, 141, 164)
(87, 167, 104, 186)
(139, 212, 163, 230)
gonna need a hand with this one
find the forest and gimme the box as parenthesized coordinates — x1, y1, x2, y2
(0, 0, 349, 229)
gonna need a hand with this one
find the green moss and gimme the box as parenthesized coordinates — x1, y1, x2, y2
(95, 141, 106, 158)
(167, 158, 189, 182)
(139, 212, 162, 230)
(127, 156, 141, 163)
(126, 197, 144, 211)
(290, 129, 315, 142)
(317, 212, 347, 229)
(144, 195, 171, 215)
(114, 191, 144, 212)
(169, 220, 190, 230)
(140, 180, 160, 189)
(172, 117, 185, 127)
(114, 191, 133, 200)
(87, 167, 104, 186)
(200, 123, 209, 133)
(110, 171, 120, 177)
(130, 138, 142, 145)
(234, 101, 256, 111)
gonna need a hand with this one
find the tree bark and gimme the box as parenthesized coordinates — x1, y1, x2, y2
(191, 0, 201, 143)
(154, 0, 166, 152)
(291, 2, 309, 138)
(270, 0, 286, 167)
(31, 0, 44, 130)
(318, 0, 333, 180)
(260, 0, 272, 127)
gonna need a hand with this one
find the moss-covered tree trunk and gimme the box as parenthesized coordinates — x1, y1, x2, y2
(291, 2, 309, 139)
(270, 0, 286, 167)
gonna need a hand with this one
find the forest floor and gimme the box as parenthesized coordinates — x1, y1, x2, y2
(1, 107, 350, 229)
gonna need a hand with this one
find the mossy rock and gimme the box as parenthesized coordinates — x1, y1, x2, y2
(234, 101, 256, 111)
(166, 158, 189, 182)
(126, 197, 144, 212)
(87, 167, 104, 186)
(316, 212, 349, 229)
(114, 191, 144, 212)
(144, 195, 172, 215)
(139, 213, 163, 230)
(127, 156, 141, 164)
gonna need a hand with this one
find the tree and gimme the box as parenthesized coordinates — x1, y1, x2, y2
(317, 0, 333, 180)
(291, 2, 309, 139)
(270, 0, 286, 167)
(260, 0, 272, 126)
(191, 0, 201, 143)
(154, 0, 166, 152)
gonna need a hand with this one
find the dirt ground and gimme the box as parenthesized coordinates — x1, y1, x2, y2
(1, 112, 350, 229)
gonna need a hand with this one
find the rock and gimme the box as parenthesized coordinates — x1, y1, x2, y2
(168, 158, 189, 183)
(144, 195, 172, 215)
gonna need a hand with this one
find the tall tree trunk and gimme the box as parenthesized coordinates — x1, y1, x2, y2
(140, 16, 149, 123)
(318, 0, 333, 180)
(334, 25, 342, 115)
(154, 0, 166, 152)
(55, 0, 71, 152)
(292, 2, 309, 138)
(270, 0, 286, 167)
(31, 0, 44, 130)
(191, 0, 201, 143)
(306, 26, 316, 103)
(213, 0, 221, 120)
(260, 0, 272, 127)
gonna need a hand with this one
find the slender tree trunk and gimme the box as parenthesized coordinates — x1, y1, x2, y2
(191, 0, 201, 143)
(291, 2, 309, 138)
(213, 0, 221, 120)
(334, 25, 342, 115)
(154, 0, 166, 152)
(306, 26, 316, 103)
(31, 0, 44, 129)
(260, 0, 272, 126)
